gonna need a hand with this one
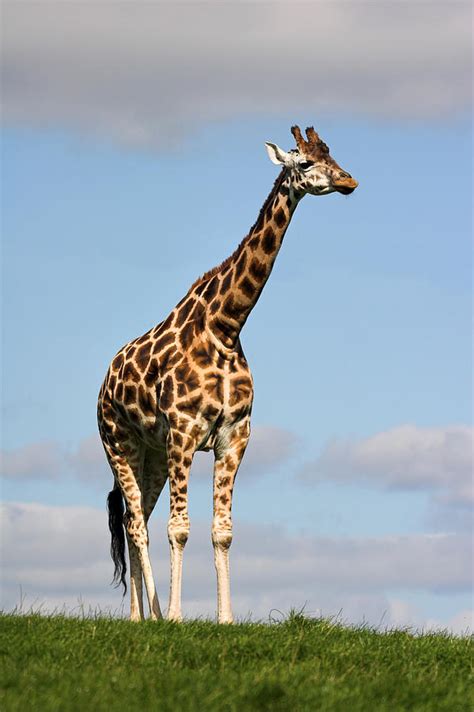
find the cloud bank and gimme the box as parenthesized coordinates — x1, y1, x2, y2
(0, 441, 63, 480)
(1, 425, 297, 484)
(2, 2, 471, 148)
(1, 501, 471, 633)
(301, 425, 473, 509)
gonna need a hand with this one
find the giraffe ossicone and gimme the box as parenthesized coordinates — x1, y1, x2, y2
(97, 124, 358, 623)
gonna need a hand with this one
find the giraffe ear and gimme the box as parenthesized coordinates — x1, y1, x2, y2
(265, 142, 291, 166)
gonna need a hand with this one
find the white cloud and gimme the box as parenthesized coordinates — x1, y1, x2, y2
(300, 425, 473, 509)
(0, 441, 63, 480)
(1, 425, 297, 483)
(67, 435, 110, 484)
(0, 436, 107, 483)
(1, 501, 471, 633)
(2, 2, 471, 148)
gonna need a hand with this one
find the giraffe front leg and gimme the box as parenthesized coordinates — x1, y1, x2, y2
(166, 429, 194, 622)
(212, 420, 250, 624)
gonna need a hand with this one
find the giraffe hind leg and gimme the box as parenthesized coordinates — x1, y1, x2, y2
(142, 446, 169, 620)
(126, 532, 145, 622)
(104, 446, 145, 620)
(106, 475, 144, 620)
(103, 437, 162, 621)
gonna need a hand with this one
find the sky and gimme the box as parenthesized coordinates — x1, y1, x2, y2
(1, 1, 472, 632)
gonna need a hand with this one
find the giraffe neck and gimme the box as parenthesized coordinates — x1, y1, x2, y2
(192, 169, 302, 349)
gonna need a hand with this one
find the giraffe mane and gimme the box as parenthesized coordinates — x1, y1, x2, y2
(189, 168, 287, 290)
(188, 237, 248, 290)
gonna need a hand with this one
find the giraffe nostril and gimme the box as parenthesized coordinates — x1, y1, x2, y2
(339, 172, 351, 179)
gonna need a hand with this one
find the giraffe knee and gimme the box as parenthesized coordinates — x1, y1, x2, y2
(126, 517, 148, 548)
(168, 519, 190, 547)
(212, 528, 233, 550)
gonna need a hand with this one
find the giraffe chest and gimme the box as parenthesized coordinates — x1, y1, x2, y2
(103, 334, 253, 449)
(165, 349, 254, 439)
(187, 356, 254, 452)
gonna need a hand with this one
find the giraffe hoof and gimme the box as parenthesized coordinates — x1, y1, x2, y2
(218, 616, 234, 625)
(167, 611, 183, 623)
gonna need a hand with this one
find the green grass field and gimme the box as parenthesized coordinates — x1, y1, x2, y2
(1, 612, 472, 712)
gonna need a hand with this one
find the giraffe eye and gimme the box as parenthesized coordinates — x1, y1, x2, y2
(299, 161, 314, 170)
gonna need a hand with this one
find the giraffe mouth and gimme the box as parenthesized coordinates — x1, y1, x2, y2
(336, 185, 356, 195)
(333, 177, 358, 195)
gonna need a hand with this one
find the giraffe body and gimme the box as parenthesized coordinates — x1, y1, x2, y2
(97, 125, 358, 622)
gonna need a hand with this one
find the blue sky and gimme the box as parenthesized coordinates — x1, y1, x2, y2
(1, 2, 472, 631)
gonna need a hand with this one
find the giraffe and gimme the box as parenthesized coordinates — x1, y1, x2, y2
(97, 125, 358, 623)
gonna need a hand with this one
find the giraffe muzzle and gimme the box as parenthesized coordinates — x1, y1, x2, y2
(333, 175, 358, 195)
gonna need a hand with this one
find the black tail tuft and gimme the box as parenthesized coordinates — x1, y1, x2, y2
(107, 486, 127, 595)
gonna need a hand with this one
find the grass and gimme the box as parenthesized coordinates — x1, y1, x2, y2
(0, 611, 472, 712)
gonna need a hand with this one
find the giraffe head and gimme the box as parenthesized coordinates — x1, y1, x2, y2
(265, 125, 358, 197)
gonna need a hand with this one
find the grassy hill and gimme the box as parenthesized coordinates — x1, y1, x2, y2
(1, 612, 472, 711)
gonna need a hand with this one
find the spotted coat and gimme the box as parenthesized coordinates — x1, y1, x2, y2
(97, 124, 358, 623)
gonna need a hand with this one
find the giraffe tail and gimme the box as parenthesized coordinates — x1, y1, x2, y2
(107, 484, 127, 595)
